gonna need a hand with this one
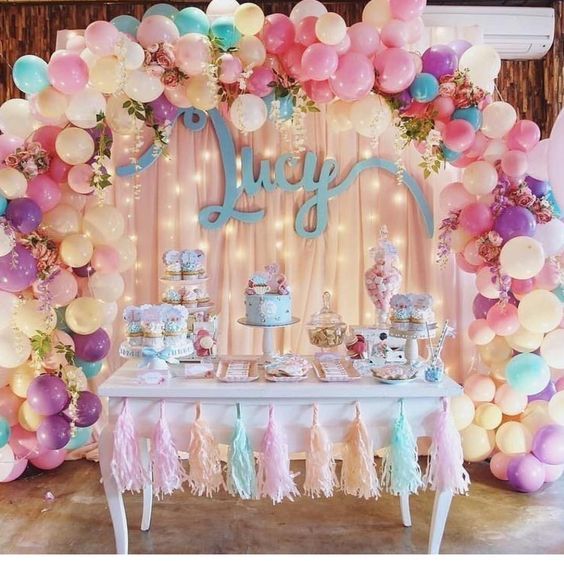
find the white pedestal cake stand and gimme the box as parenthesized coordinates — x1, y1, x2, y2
(237, 317, 300, 363)
(389, 324, 437, 366)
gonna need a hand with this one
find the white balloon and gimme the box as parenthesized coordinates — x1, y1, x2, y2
(88, 272, 125, 303)
(290, 0, 327, 23)
(499, 236, 545, 280)
(315, 13, 347, 46)
(481, 102, 517, 140)
(534, 219, 564, 257)
(80, 48, 100, 69)
(0, 445, 16, 481)
(350, 93, 392, 138)
(459, 45, 501, 90)
(124, 40, 145, 70)
(100, 300, 119, 325)
(527, 138, 550, 181)
(124, 70, 164, 103)
(541, 329, 564, 369)
(229, 94, 267, 132)
(0, 229, 15, 257)
(65, 87, 107, 129)
(0, 328, 31, 369)
(0, 292, 18, 330)
(206, 0, 240, 21)
(0, 99, 36, 138)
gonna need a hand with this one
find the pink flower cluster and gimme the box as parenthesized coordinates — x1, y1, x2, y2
(477, 231, 503, 264)
(144, 42, 185, 88)
(4, 142, 50, 180)
(439, 72, 487, 109)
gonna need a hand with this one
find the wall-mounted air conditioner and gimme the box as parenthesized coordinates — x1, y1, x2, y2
(423, 6, 555, 60)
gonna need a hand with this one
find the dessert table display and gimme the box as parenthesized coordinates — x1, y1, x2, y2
(99, 357, 467, 555)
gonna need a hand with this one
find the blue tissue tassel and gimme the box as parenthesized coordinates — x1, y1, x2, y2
(381, 399, 423, 495)
(227, 403, 257, 499)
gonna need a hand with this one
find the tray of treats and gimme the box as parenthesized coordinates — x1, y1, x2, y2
(371, 364, 418, 384)
(313, 359, 362, 382)
(264, 355, 311, 382)
(216, 359, 259, 383)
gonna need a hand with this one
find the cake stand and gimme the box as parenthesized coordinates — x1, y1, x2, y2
(237, 317, 300, 363)
(389, 323, 437, 367)
(119, 340, 194, 360)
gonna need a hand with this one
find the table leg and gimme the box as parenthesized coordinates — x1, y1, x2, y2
(400, 493, 412, 527)
(427, 490, 453, 554)
(99, 426, 129, 555)
(140, 438, 153, 531)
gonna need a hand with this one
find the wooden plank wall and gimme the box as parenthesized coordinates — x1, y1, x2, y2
(0, 1, 562, 134)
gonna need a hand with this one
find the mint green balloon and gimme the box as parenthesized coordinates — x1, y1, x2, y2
(13, 55, 49, 94)
(211, 17, 241, 51)
(553, 284, 564, 303)
(111, 15, 140, 36)
(506, 353, 550, 395)
(65, 427, 92, 450)
(75, 358, 103, 379)
(0, 417, 10, 448)
(175, 7, 210, 35)
(143, 3, 179, 20)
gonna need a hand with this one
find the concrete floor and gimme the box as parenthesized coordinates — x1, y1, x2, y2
(0, 459, 562, 554)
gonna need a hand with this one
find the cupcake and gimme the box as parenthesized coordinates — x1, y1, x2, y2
(194, 249, 207, 278)
(194, 287, 211, 306)
(182, 289, 198, 307)
(141, 305, 164, 349)
(163, 250, 182, 280)
(410, 293, 434, 325)
(162, 286, 182, 305)
(390, 294, 411, 329)
(180, 249, 200, 279)
(163, 305, 188, 347)
(123, 306, 143, 346)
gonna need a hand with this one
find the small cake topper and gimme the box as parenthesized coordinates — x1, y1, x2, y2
(246, 264, 289, 295)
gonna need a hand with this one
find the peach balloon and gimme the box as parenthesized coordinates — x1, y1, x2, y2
(68, 164, 95, 195)
(8, 363, 36, 398)
(474, 403, 503, 430)
(468, 319, 496, 346)
(55, 127, 95, 165)
(490, 452, 515, 480)
(521, 401, 553, 435)
(136, 15, 180, 48)
(495, 383, 528, 416)
(461, 423, 495, 461)
(479, 336, 513, 366)
(464, 374, 496, 403)
(450, 393, 475, 430)
(505, 326, 543, 353)
(59, 234, 94, 268)
(486, 302, 519, 336)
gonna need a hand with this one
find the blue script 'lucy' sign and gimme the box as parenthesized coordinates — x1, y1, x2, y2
(116, 108, 433, 239)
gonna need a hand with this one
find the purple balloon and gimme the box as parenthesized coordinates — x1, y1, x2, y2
(528, 380, 556, 403)
(27, 374, 69, 416)
(150, 94, 179, 125)
(393, 89, 413, 110)
(532, 424, 564, 465)
(72, 263, 95, 278)
(36, 415, 71, 450)
(73, 329, 110, 362)
(0, 244, 38, 293)
(472, 294, 497, 319)
(421, 45, 458, 79)
(5, 198, 42, 234)
(524, 176, 549, 197)
(507, 453, 545, 493)
(74, 391, 102, 427)
(448, 39, 472, 59)
(494, 206, 536, 241)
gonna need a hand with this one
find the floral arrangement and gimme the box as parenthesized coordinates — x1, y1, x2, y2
(3, 142, 50, 179)
(144, 42, 187, 89)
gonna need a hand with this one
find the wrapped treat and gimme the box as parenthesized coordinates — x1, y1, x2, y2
(163, 305, 188, 347)
(182, 288, 198, 307)
(162, 286, 182, 305)
(180, 249, 201, 278)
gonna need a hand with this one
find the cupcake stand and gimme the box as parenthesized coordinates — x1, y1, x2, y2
(389, 324, 437, 367)
(237, 317, 300, 362)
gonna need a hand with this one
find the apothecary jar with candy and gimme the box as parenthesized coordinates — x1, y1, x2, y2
(307, 291, 347, 353)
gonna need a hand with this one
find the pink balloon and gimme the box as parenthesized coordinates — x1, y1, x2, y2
(9, 424, 42, 459)
(329, 52, 375, 101)
(507, 120, 541, 152)
(303, 80, 335, 103)
(0, 387, 23, 426)
(218, 54, 243, 85)
(527, 138, 550, 181)
(490, 452, 514, 481)
(30, 448, 67, 470)
(47, 51, 89, 95)
(404, 16, 424, 43)
(463, 239, 484, 267)
(556, 377, 564, 392)
(380, 19, 409, 48)
(390, 0, 426, 21)
(91, 245, 120, 273)
(348, 22, 380, 57)
(296, 16, 318, 46)
(0, 135, 24, 164)
(544, 463, 564, 483)
(466, 132, 490, 159)
(486, 302, 519, 336)
(247, 66, 275, 97)
(48, 156, 71, 183)
(459, 202, 494, 236)
(534, 260, 560, 291)
(334, 33, 351, 55)
(456, 252, 479, 274)
(262, 14, 296, 55)
(1, 458, 28, 482)
(301, 43, 338, 81)
(450, 154, 478, 169)
(84, 21, 120, 56)
(373, 47, 416, 94)
(26, 174, 62, 213)
(67, 164, 95, 195)
(512, 277, 534, 296)
(280, 43, 306, 79)
(501, 150, 528, 178)
(431, 96, 455, 121)
(136, 15, 180, 48)
(39, 269, 78, 307)
(439, 181, 475, 213)
(443, 119, 476, 152)
(31, 126, 63, 156)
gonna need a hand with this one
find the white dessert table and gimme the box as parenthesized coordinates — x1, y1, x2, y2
(98, 358, 463, 555)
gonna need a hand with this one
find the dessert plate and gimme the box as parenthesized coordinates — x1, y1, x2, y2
(216, 360, 259, 383)
(313, 359, 362, 382)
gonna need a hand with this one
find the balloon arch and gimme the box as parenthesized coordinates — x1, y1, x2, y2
(0, 0, 563, 491)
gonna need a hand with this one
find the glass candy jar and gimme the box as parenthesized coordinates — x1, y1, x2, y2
(307, 291, 347, 352)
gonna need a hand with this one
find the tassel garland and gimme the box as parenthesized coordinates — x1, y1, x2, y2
(341, 402, 380, 499)
(257, 405, 300, 504)
(304, 403, 337, 498)
(111, 399, 148, 494)
(227, 403, 257, 500)
(425, 398, 470, 495)
(187, 403, 225, 497)
(381, 399, 423, 496)
(151, 401, 187, 499)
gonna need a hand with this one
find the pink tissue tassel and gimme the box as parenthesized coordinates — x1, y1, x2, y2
(111, 399, 149, 494)
(151, 401, 187, 498)
(304, 403, 338, 498)
(341, 402, 381, 499)
(187, 402, 224, 497)
(425, 398, 470, 495)
(257, 404, 300, 504)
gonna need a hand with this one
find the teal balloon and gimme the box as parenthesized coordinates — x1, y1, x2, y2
(545, 189, 562, 219)
(409, 73, 439, 103)
(143, 3, 179, 20)
(175, 7, 210, 35)
(0, 195, 7, 216)
(111, 15, 140, 36)
(56, 306, 71, 333)
(0, 417, 10, 448)
(76, 358, 103, 379)
(263, 93, 294, 121)
(65, 427, 92, 450)
(553, 284, 564, 302)
(453, 106, 482, 131)
(506, 353, 550, 395)
(12, 55, 49, 95)
(441, 143, 460, 162)
(211, 17, 241, 51)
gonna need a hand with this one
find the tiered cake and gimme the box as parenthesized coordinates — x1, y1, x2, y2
(244, 264, 291, 326)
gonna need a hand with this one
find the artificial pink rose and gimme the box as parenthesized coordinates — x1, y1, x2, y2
(511, 185, 536, 208)
(146, 63, 165, 77)
(478, 242, 501, 264)
(486, 230, 503, 246)
(439, 82, 456, 98)
(156, 51, 174, 69)
(4, 154, 19, 167)
(147, 43, 160, 54)
(532, 201, 553, 224)
(161, 70, 179, 88)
